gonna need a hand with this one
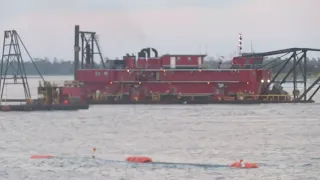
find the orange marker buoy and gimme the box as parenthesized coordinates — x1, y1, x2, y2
(30, 155, 54, 159)
(126, 156, 152, 163)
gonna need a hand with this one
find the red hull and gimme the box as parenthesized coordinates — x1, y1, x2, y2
(75, 68, 271, 99)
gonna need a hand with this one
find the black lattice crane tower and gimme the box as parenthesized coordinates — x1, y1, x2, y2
(0, 30, 45, 103)
(74, 25, 106, 79)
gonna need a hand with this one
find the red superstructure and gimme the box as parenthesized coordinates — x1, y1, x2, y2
(72, 47, 272, 103)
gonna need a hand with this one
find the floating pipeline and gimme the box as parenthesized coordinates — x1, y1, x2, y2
(30, 155, 260, 170)
(126, 156, 259, 169)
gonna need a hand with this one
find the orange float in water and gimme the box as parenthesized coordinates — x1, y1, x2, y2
(126, 156, 152, 163)
(230, 162, 259, 168)
(30, 155, 54, 159)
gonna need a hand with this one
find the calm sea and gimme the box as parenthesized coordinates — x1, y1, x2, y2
(0, 76, 319, 180)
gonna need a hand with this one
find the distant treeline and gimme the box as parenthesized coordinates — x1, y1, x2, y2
(1, 57, 320, 76)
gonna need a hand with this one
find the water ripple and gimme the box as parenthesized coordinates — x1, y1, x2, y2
(1, 76, 320, 179)
(0, 103, 319, 179)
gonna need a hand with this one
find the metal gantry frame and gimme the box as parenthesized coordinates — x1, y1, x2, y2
(0, 30, 45, 102)
(243, 48, 320, 101)
(74, 25, 105, 74)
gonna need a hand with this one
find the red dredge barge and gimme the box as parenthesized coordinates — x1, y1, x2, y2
(63, 25, 320, 104)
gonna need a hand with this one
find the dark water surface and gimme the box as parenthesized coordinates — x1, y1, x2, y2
(0, 103, 320, 180)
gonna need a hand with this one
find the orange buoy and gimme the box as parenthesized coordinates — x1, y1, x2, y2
(126, 156, 152, 163)
(230, 162, 259, 168)
(30, 155, 54, 159)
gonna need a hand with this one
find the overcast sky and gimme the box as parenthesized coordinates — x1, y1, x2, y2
(0, 0, 319, 60)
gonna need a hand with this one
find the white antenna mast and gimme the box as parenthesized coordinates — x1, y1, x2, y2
(205, 43, 207, 54)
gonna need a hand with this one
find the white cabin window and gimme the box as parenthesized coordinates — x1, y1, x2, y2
(177, 57, 181, 62)
(95, 72, 100, 76)
(104, 72, 108, 76)
(187, 57, 191, 61)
